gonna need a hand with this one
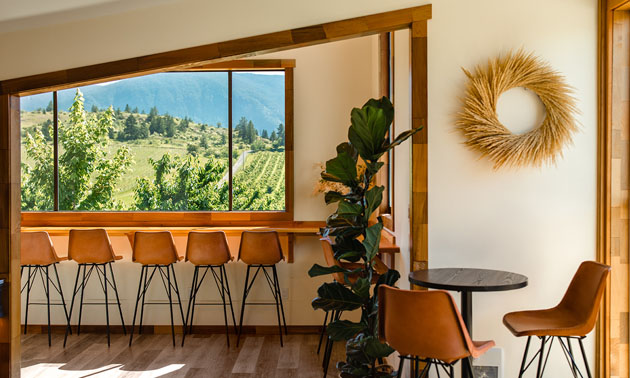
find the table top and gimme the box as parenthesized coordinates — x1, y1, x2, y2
(408, 268, 528, 292)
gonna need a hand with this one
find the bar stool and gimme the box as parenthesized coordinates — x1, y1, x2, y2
(319, 237, 389, 376)
(129, 231, 186, 347)
(503, 261, 610, 378)
(21, 231, 71, 346)
(181, 231, 236, 347)
(379, 285, 495, 377)
(236, 230, 287, 347)
(64, 229, 126, 347)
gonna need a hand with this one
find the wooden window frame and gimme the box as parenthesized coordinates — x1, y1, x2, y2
(19, 59, 296, 227)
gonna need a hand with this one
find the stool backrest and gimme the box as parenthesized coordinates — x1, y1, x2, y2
(238, 231, 283, 265)
(133, 231, 179, 265)
(557, 260, 611, 335)
(378, 285, 474, 363)
(186, 231, 232, 265)
(68, 229, 116, 264)
(21, 231, 60, 265)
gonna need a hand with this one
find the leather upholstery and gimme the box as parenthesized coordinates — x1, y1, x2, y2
(132, 231, 182, 265)
(237, 231, 283, 265)
(503, 260, 611, 337)
(378, 285, 494, 364)
(68, 229, 120, 264)
(186, 231, 233, 265)
(21, 231, 65, 266)
(320, 237, 388, 285)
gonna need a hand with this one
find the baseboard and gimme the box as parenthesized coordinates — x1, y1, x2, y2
(21, 324, 322, 335)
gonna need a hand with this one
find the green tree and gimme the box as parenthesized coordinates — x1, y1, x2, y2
(261, 129, 269, 139)
(132, 107, 139, 114)
(187, 143, 199, 156)
(46, 101, 53, 112)
(270, 130, 277, 141)
(119, 114, 146, 140)
(19, 89, 133, 211)
(125, 104, 131, 112)
(164, 115, 176, 137)
(200, 135, 208, 149)
(91, 105, 99, 113)
(41, 119, 53, 141)
(273, 123, 285, 148)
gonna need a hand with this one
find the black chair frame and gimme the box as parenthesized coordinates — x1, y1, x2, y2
(397, 355, 462, 378)
(236, 264, 287, 347)
(63, 262, 126, 347)
(129, 264, 186, 347)
(517, 335, 591, 378)
(321, 309, 343, 377)
(21, 263, 71, 346)
(182, 264, 237, 347)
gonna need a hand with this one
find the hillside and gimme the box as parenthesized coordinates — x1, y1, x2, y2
(20, 72, 285, 134)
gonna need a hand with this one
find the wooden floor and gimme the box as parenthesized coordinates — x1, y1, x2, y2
(21, 333, 344, 377)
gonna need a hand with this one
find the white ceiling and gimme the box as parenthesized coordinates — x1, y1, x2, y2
(0, 0, 180, 34)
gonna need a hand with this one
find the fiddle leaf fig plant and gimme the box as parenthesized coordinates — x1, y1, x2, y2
(309, 97, 422, 377)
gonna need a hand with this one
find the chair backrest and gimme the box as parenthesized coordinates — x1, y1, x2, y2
(133, 231, 179, 265)
(21, 231, 60, 266)
(186, 231, 232, 265)
(556, 261, 611, 335)
(378, 285, 475, 363)
(320, 237, 347, 284)
(68, 229, 117, 264)
(238, 231, 283, 265)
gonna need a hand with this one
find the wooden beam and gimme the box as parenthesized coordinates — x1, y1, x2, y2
(0, 5, 432, 97)
(410, 21, 428, 277)
(0, 94, 21, 377)
(182, 59, 296, 71)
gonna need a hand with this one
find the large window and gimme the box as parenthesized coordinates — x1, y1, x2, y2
(20, 64, 292, 217)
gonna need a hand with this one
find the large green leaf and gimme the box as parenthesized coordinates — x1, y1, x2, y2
(308, 264, 350, 278)
(337, 200, 362, 218)
(311, 282, 363, 312)
(324, 191, 344, 204)
(352, 277, 370, 299)
(322, 150, 357, 187)
(364, 186, 384, 223)
(375, 269, 401, 290)
(381, 127, 423, 153)
(363, 97, 394, 128)
(327, 320, 366, 341)
(363, 222, 383, 263)
(364, 336, 395, 358)
(348, 105, 389, 162)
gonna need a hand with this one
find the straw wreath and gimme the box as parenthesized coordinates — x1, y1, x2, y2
(456, 50, 578, 169)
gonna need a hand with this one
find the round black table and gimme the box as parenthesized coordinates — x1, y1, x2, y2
(408, 268, 528, 378)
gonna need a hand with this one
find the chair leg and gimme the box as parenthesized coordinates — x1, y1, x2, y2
(170, 264, 186, 335)
(102, 264, 111, 347)
(77, 265, 87, 336)
(536, 336, 547, 378)
(53, 264, 72, 336)
(45, 265, 51, 347)
(272, 265, 288, 335)
(165, 265, 176, 347)
(139, 265, 148, 335)
(317, 311, 329, 354)
(222, 265, 237, 334)
(518, 336, 531, 378)
(217, 266, 231, 347)
(466, 357, 476, 378)
(182, 266, 198, 346)
(396, 356, 404, 378)
(578, 337, 592, 378)
(108, 262, 126, 335)
(236, 265, 251, 347)
(24, 266, 32, 334)
(269, 267, 284, 347)
(129, 265, 146, 347)
(64, 264, 82, 347)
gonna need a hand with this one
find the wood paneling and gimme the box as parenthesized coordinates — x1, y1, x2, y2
(0, 94, 21, 377)
(182, 59, 295, 71)
(285, 67, 295, 219)
(0, 5, 432, 97)
(410, 21, 429, 276)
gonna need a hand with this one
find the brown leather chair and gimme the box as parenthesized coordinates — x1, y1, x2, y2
(379, 285, 495, 378)
(64, 229, 126, 348)
(181, 231, 236, 347)
(21, 231, 70, 346)
(236, 230, 287, 347)
(503, 261, 610, 378)
(318, 237, 390, 375)
(129, 231, 186, 347)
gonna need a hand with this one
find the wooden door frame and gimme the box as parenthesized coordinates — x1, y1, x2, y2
(0, 5, 431, 376)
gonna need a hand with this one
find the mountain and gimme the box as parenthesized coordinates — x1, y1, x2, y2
(20, 71, 285, 133)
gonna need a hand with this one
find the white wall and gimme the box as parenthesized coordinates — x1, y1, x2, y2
(7, 0, 599, 376)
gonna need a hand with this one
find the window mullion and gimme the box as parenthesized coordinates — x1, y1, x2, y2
(228, 71, 233, 211)
(53, 91, 59, 211)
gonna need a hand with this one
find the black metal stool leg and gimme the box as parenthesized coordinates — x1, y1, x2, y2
(64, 264, 82, 347)
(139, 265, 148, 335)
(272, 265, 288, 335)
(317, 311, 329, 354)
(102, 264, 111, 347)
(578, 337, 592, 378)
(165, 265, 176, 347)
(53, 264, 72, 336)
(182, 266, 198, 346)
(129, 265, 146, 346)
(222, 265, 237, 333)
(45, 265, 51, 346)
(396, 356, 404, 378)
(108, 262, 126, 335)
(518, 336, 531, 378)
(24, 266, 32, 334)
(236, 265, 251, 347)
(217, 266, 231, 347)
(267, 267, 284, 347)
(170, 264, 186, 335)
(77, 264, 87, 335)
(536, 336, 547, 378)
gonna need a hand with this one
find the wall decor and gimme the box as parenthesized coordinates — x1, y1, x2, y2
(457, 50, 578, 169)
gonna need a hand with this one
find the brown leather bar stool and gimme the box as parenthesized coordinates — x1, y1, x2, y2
(129, 231, 186, 347)
(379, 285, 495, 378)
(21, 231, 71, 346)
(181, 231, 237, 347)
(503, 261, 610, 378)
(64, 229, 126, 347)
(318, 237, 389, 376)
(236, 230, 287, 347)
